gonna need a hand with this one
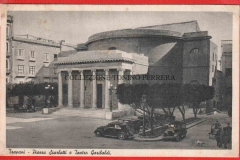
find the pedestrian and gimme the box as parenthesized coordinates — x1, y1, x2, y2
(225, 123, 232, 143)
(214, 121, 221, 129)
(215, 127, 222, 147)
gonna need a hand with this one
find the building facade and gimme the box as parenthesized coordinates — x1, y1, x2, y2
(6, 15, 61, 84)
(220, 40, 232, 109)
(56, 50, 148, 111)
(55, 20, 218, 116)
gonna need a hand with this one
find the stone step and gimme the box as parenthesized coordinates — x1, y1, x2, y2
(52, 108, 106, 119)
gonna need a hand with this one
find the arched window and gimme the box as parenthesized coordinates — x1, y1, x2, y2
(190, 48, 199, 54)
(108, 47, 117, 50)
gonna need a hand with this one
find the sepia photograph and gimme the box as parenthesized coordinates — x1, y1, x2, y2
(1, 5, 239, 157)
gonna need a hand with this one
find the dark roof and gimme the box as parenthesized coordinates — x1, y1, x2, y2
(58, 50, 78, 57)
(108, 121, 126, 125)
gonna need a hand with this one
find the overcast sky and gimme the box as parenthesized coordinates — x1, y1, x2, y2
(8, 11, 232, 56)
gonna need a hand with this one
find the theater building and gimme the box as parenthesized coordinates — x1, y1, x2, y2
(56, 50, 148, 112)
(55, 20, 218, 117)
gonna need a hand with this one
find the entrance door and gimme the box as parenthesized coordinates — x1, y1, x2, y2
(97, 84, 102, 108)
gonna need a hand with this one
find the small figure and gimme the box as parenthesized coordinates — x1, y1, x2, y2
(214, 121, 221, 129)
(215, 127, 222, 147)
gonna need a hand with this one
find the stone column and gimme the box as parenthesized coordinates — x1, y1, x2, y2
(118, 68, 124, 85)
(92, 69, 97, 109)
(104, 69, 110, 111)
(129, 70, 133, 84)
(68, 70, 73, 108)
(79, 70, 84, 109)
(58, 71, 63, 107)
(117, 68, 124, 110)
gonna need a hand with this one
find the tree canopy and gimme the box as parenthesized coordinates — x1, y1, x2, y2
(7, 82, 58, 97)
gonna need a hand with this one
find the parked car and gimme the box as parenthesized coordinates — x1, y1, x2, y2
(94, 121, 134, 140)
(162, 121, 187, 142)
(118, 118, 142, 134)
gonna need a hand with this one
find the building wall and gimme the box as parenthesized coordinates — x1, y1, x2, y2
(138, 20, 200, 35)
(11, 40, 60, 83)
(213, 71, 223, 110)
(182, 39, 210, 85)
(148, 41, 184, 84)
(6, 15, 14, 83)
(221, 41, 232, 109)
(209, 41, 218, 86)
(34, 62, 58, 83)
(87, 37, 178, 65)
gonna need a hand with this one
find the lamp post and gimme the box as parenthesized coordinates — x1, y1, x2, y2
(109, 84, 117, 112)
(45, 84, 54, 108)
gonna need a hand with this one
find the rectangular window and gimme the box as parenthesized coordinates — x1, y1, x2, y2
(18, 65, 24, 74)
(6, 42, 9, 52)
(29, 66, 35, 75)
(192, 48, 199, 54)
(225, 68, 232, 77)
(54, 54, 57, 58)
(6, 59, 9, 69)
(6, 25, 9, 37)
(30, 51, 35, 58)
(212, 52, 214, 61)
(44, 53, 49, 62)
(18, 49, 24, 56)
(212, 65, 214, 72)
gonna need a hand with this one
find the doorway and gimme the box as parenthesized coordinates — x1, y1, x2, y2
(97, 84, 102, 108)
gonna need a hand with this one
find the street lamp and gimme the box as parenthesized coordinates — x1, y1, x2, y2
(45, 84, 54, 108)
(109, 84, 117, 112)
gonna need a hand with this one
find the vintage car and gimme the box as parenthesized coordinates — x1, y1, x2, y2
(94, 121, 134, 140)
(118, 118, 142, 134)
(162, 121, 187, 142)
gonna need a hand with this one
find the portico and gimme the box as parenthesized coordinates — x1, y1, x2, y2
(55, 50, 148, 117)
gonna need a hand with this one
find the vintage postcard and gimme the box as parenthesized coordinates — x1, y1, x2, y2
(0, 5, 239, 157)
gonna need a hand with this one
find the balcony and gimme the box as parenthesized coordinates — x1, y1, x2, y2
(27, 73, 36, 78)
(6, 52, 11, 57)
(6, 68, 11, 74)
(16, 55, 24, 60)
(15, 72, 26, 77)
(43, 59, 50, 63)
(29, 57, 36, 62)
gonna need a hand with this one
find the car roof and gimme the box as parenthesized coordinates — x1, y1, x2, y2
(118, 118, 138, 121)
(108, 121, 124, 125)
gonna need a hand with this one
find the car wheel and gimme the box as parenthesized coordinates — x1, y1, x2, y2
(95, 131, 102, 137)
(117, 132, 126, 140)
(176, 134, 180, 142)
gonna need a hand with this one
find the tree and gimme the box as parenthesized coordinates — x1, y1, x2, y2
(183, 84, 214, 118)
(117, 83, 149, 135)
(7, 82, 58, 107)
(117, 83, 148, 110)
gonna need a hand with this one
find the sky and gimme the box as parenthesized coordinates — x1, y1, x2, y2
(8, 11, 232, 58)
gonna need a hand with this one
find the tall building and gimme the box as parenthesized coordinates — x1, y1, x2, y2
(55, 20, 218, 117)
(220, 40, 232, 109)
(6, 15, 61, 84)
(6, 15, 14, 83)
